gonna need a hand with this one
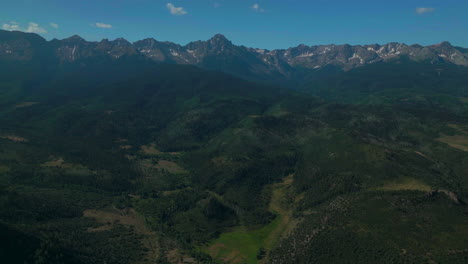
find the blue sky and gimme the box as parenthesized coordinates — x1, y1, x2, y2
(1, 0, 468, 49)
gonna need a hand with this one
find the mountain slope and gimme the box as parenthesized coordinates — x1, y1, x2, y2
(0, 30, 467, 264)
(2, 30, 468, 84)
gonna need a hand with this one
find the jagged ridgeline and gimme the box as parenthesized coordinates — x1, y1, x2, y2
(2, 29, 468, 83)
(0, 30, 467, 264)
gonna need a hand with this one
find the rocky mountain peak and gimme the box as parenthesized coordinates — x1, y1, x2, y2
(210, 34, 229, 42)
(134, 38, 158, 46)
(112, 38, 131, 46)
(208, 34, 232, 47)
(434, 41, 453, 48)
(62, 35, 86, 43)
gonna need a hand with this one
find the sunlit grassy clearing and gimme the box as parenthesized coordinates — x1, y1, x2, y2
(207, 175, 294, 264)
(375, 177, 431, 192)
(437, 134, 468, 152)
(207, 216, 283, 264)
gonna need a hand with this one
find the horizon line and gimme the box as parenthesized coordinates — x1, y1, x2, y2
(0, 29, 464, 50)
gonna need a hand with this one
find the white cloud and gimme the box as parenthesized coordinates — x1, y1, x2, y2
(251, 3, 265, 13)
(166, 3, 187, 15)
(416, 7, 435, 14)
(95, 22, 112, 28)
(2, 21, 47, 33)
(2, 21, 21, 31)
(50, 23, 59, 29)
(26, 23, 47, 33)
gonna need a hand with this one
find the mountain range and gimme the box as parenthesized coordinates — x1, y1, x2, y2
(1, 30, 468, 83)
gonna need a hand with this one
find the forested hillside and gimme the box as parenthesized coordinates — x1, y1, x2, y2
(0, 30, 467, 264)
